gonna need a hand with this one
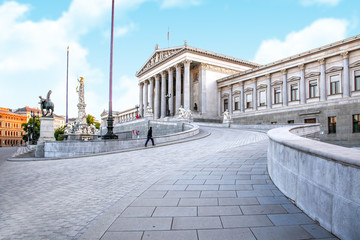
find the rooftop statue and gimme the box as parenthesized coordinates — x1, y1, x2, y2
(39, 90, 54, 117)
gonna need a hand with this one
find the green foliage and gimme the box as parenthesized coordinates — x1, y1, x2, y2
(22, 117, 40, 144)
(54, 126, 65, 141)
(87, 114, 100, 129)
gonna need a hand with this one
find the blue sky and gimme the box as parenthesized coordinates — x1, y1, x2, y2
(0, 0, 359, 121)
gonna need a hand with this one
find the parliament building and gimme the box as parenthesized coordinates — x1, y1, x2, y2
(134, 35, 360, 143)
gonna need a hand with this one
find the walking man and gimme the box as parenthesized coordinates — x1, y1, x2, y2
(145, 127, 155, 147)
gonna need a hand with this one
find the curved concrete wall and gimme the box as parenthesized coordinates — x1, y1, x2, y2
(267, 124, 360, 240)
(44, 122, 199, 158)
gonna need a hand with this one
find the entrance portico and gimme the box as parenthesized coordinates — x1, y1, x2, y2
(136, 42, 259, 119)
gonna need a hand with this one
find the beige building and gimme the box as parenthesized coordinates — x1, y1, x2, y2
(136, 35, 360, 144)
(0, 107, 27, 146)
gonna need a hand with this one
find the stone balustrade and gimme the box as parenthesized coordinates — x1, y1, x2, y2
(267, 124, 360, 240)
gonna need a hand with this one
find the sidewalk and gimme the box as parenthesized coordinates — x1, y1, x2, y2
(79, 135, 337, 240)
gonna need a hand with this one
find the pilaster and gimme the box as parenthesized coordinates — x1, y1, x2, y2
(341, 51, 350, 97)
(281, 69, 288, 106)
(298, 64, 306, 104)
(183, 59, 192, 110)
(318, 58, 327, 101)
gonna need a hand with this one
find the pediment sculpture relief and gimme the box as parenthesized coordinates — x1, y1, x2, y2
(139, 49, 182, 75)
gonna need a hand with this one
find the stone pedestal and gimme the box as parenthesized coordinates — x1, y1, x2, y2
(223, 119, 233, 128)
(35, 117, 55, 157)
(38, 117, 55, 143)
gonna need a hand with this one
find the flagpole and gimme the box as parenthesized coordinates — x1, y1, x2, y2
(66, 46, 69, 124)
(168, 27, 169, 48)
(103, 0, 118, 139)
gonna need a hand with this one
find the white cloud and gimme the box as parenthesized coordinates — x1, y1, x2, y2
(300, 0, 340, 6)
(253, 18, 348, 64)
(160, 0, 201, 9)
(0, 0, 147, 120)
(114, 22, 137, 37)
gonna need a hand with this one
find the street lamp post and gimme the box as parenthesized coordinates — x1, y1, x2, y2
(135, 105, 139, 118)
(103, 0, 118, 139)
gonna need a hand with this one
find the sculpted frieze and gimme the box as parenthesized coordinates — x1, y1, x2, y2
(201, 63, 239, 75)
(139, 49, 181, 75)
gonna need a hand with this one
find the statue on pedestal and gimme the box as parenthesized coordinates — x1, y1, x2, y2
(223, 109, 231, 121)
(39, 90, 54, 117)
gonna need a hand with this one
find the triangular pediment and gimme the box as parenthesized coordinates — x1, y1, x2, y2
(136, 47, 184, 76)
(305, 72, 320, 78)
(326, 66, 343, 73)
(350, 60, 360, 68)
(287, 76, 300, 82)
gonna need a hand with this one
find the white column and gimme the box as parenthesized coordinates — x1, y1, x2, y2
(240, 82, 245, 112)
(161, 71, 166, 118)
(281, 69, 288, 106)
(183, 59, 192, 110)
(168, 68, 174, 116)
(139, 83, 143, 117)
(175, 64, 182, 112)
(266, 74, 272, 109)
(253, 79, 257, 111)
(217, 89, 221, 116)
(144, 80, 148, 114)
(200, 64, 206, 113)
(342, 52, 350, 97)
(149, 78, 154, 111)
(298, 64, 306, 104)
(229, 85, 233, 114)
(319, 58, 327, 101)
(154, 75, 160, 119)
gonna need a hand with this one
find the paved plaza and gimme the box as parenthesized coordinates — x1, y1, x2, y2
(0, 127, 336, 240)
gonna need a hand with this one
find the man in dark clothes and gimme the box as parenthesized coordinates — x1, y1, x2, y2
(145, 127, 155, 147)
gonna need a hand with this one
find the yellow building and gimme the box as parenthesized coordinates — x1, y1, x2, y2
(0, 107, 27, 146)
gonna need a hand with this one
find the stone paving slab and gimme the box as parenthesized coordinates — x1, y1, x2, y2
(0, 127, 337, 239)
(198, 228, 256, 240)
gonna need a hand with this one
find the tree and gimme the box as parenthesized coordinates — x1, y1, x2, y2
(54, 126, 65, 141)
(22, 117, 40, 144)
(86, 114, 100, 129)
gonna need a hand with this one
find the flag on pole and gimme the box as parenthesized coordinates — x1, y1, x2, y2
(167, 27, 169, 41)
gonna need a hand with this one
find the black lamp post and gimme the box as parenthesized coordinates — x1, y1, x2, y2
(103, 0, 118, 139)
(135, 104, 139, 117)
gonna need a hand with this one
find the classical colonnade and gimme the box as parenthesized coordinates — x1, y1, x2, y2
(221, 52, 351, 115)
(138, 59, 192, 118)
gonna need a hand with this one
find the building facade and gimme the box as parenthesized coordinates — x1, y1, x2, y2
(136, 42, 260, 119)
(136, 35, 360, 143)
(217, 35, 360, 143)
(0, 107, 27, 146)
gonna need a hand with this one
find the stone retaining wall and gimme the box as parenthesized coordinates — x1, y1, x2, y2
(267, 124, 360, 240)
(44, 122, 199, 158)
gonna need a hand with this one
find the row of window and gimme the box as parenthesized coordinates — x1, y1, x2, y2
(0, 131, 23, 136)
(0, 115, 23, 121)
(225, 72, 360, 110)
(328, 114, 360, 134)
(0, 122, 22, 128)
(0, 139, 23, 146)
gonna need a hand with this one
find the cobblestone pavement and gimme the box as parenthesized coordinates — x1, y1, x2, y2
(0, 127, 336, 240)
(0, 147, 17, 166)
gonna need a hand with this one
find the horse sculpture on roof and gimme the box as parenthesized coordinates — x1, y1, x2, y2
(39, 90, 54, 117)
